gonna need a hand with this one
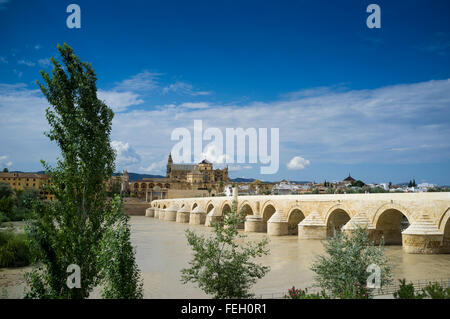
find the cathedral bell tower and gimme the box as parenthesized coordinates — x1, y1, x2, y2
(166, 153, 173, 178)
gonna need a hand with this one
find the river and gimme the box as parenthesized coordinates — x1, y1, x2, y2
(131, 216, 450, 298)
(2, 215, 450, 298)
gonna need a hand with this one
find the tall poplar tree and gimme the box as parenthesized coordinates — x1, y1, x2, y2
(25, 43, 142, 299)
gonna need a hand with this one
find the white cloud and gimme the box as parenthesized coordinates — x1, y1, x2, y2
(0, 155, 13, 168)
(34, 44, 42, 50)
(38, 58, 51, 67)
(162, 81, 211, 96)
(228, 165, 253, 171)
(179, 102, 210, 109)
(140, 159, 167, 173)
(1, 78, 450, 174)
(0, 56, 7, 64)
(97, 90, 144, 112)
(111, 140, 141, 168)
(201, 143, 231, 164)
(287, 156, 310, 170)
(17, 59, 36, 67)
(114, 70, 161, 92)
(13, 69, 23, 77)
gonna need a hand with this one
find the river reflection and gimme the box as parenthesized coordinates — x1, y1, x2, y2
(130, 216, 450, 299)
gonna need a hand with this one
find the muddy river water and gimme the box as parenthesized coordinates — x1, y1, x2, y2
(131, 216, 450, 298)
(1, 216, 450, 298)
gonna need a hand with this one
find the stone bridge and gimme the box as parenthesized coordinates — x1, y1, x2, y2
(147, 192, 450, 254)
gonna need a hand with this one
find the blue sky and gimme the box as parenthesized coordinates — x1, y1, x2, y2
(0, 0, 450, 185)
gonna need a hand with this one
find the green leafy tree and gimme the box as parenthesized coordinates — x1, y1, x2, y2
(351, 180, 365, 188)
(99, 195, 143, 299)
(0, 182, 14, 199)
(3, 168, 9, 172)
(24, 43, 142, 299)
(311, 226, 393, 298)
(181, 201, 270, 298)
(10, 188, 40, 221)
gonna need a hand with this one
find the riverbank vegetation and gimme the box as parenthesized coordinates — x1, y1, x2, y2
(181, 201, 270, 299)
(286, 226, 393, 299)
(0, 183, 40, 222)
(0, 227, 31, 268)
(393, 279, 450, 299)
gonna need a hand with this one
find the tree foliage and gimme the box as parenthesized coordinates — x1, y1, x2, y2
(99, 195, 143, 299)
(311, 226, 393, 298)
(181, 201, 270, 299)
(24, 43, 142, 299)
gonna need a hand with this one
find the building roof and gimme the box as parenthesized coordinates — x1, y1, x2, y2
(0, 172, 48, 179)
(170, 164, 198, 171)
(343, 174, 355, 182)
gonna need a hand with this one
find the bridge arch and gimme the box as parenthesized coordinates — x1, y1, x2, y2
(191, 202, 199, 211)
(438, 207, 450, 253)
(219, 200, 232, 216)
(221, 202, 232, 217)
(372, 203, 413, 226)
(287, 208, 306, 235)
(261, 202, 277, 224)
(238, 201, 255, 216)
(325, 205, 352, 238)
(374, 207, 410, 245)
(206, 202, 215, 214)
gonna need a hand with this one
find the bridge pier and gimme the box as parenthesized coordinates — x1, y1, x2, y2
(402, 214, 444, 254)
(189, 206, 206, 225)
(164, 204, 178, 221)
(159, 208, 166, 220)
(154, 207, 160, 218)
(176, 206, 190, 223)
(342, 212, 376, 240)
(145, 207, 155, 217)
(298, 211, 327, 239)
(267, 210, 289, 236)
(205, 208, 222, 227)
(244, 215, 266, 232)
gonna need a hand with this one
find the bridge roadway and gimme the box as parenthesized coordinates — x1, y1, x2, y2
(146, 192, 450, 254)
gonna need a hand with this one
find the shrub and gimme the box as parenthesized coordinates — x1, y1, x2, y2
(311, 225, 393, 299)
(0, 211, 9, 223)
(0, 196, 15, 218)
(0, 230, 31, 268)
(286, 286, 330, 299)
(0, 182, 14, 199)
(181, 200, 270, 299)
(422, 282, 450, 299)
(393, 279, 425, 299)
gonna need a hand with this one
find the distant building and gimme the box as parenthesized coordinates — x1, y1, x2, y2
(0, 171, 53, 200)
(343, 174, 356, 183)
(127, 154, 229, 201)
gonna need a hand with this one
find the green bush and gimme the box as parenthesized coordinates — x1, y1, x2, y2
(286, 286, 330, 299)
(0, 182, 14, 199)
(181, 200, 270, 299)
(393, 279, 450, 299)
(393, 279, 425, 299)
(0, 211, 9, 223)
(422, 282, 450, 299)
(311, 225, 393, 299)
(0, 230, 31, 268)
(0, 196, 15, 217)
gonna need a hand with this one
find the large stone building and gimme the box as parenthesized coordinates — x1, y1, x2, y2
(0, 171, 53, 200)
(128, 154, 229, 201)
